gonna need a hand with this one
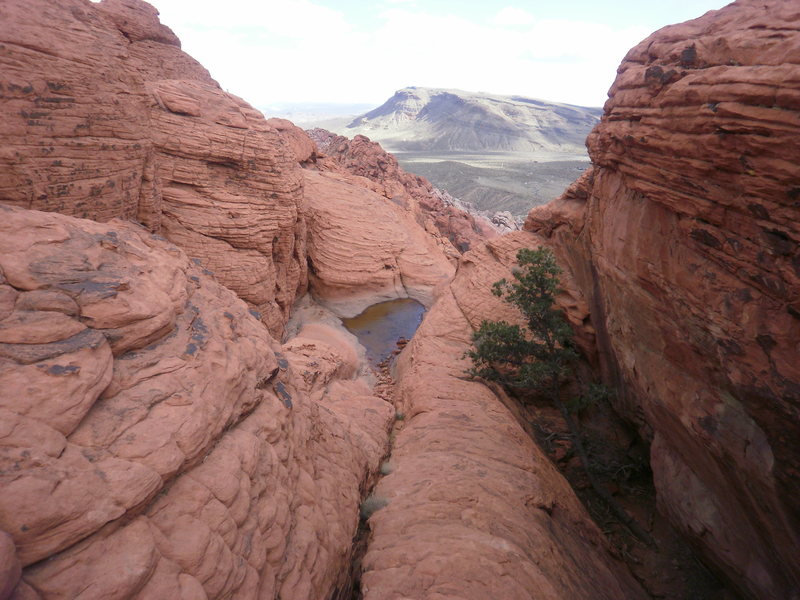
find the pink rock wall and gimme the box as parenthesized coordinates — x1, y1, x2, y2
(527, 1, 800, 597)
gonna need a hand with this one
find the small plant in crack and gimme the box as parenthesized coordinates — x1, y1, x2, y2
(360, 494, 389, 520)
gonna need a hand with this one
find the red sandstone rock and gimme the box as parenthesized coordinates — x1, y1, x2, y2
(0, 0, 306, 336)
(303, 169, 455, 316)
(3, 0, 782, 598)
(360, 231, 645, 599)
(306, 128, 499, 252)
(0, 205, 391, 599)
(267, 117, 319, 164)
(526, 1, 800, 597)
(0, 530, 20, 599)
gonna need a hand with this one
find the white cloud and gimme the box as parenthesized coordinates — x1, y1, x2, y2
(492, 6, 537, 27)
(148, 0, 653, 107)
(154, 0, 350, 39)
(353, 8, 649, 106)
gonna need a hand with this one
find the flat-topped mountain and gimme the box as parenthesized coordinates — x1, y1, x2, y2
(344, 86, 602, 154)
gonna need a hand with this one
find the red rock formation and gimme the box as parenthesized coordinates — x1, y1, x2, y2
(360, 232, 644, 599)
(267, 117, 319, 164)
(306, 128, 499, 252)
(302, 169, 455, 316)
(0, 531, 20, 599)
(0, 0, 306, 335)
(0, 204, 392, 599)
(0, 1, 759, 598)
(527, 2, 800, 597)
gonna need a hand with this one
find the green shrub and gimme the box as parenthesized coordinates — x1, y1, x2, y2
(466, 247, 655, 546)
(466, 247, 577, 397)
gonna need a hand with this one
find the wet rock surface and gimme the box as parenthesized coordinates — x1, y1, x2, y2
(342, 299, 426, 367)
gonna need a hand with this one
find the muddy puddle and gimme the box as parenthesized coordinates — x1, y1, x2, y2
(341, 298, 426, 366)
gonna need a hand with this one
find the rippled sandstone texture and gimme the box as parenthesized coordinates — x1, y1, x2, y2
(0, 0, 771, 598)
(0, 0, 306, 336)
(301, 169, 456, 317)
(527, 2, 800, 597)
(0, 204, 392, 599)
(259, 121, 459, 316)
(305, 128, 500, 252)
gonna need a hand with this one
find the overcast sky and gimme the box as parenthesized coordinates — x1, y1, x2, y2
(144, 0, 731, 109)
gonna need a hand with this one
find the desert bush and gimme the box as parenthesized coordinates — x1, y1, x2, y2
(466, 247, 654, 546)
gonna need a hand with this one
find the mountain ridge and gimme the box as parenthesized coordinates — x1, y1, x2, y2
(344, 86, 602, 154)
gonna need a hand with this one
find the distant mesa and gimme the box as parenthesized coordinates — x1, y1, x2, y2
(326, 87, 600, 217)
(343, 86, 602, 154)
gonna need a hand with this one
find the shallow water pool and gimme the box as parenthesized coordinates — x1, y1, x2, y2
(341, 298, 426, 366)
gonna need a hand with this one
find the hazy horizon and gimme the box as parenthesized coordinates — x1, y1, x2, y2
(143, 0, 731, 108)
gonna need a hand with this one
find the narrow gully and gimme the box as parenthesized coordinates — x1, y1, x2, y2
(330, 298, 426, 599)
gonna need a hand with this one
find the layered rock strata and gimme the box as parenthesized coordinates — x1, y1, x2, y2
(527, 1, 800, 597)
(306, 128, 499, 252)
(0, 204, 391, 599)
(0, 0, 306, 335)
(302, 169, 455, 316)
(360, 232, 644, 599)
(2, 0, 782, 598)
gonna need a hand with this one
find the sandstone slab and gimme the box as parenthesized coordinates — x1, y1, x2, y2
(0, 205, 392, 599)
(359, 233, 644, 600)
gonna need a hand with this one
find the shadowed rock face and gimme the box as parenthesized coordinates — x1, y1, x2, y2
(527, 1, 800, 597)
(0, 0, 306, 336)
